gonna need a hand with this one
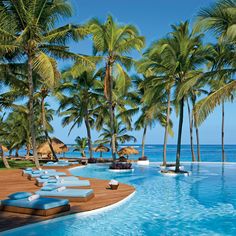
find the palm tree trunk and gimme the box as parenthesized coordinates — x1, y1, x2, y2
(41, 96, 58, 161)
(163, 89, 171, 166)
(84, 116, 93, 159)
(222, 102, 225, 162)
(141, 125, 147, 157)
(26, 145, 30, 159)
(187, 100, 196, 162)
(0, 144, 10, 168)
(28, 53, 40, 168)
(82, 150, 86, 157)
(196, 126, 201, 162)
(106, 61, 116, 160)
(15, 149, 19, 157)
(175, 98, 184, 173)
(193, 102, 201, 162)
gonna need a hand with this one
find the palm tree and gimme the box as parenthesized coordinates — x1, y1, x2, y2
(194, 41, 235, 162)
(89, 15, 145, 160)
(0, 94, 15, 168)
(35, 87, 58, 161)
(92, 67, 140, 154)
(73, 136, 88, 157)
(0, 0, 87, 168)
(158, 21, 210, 172)
(196, 0, 236, 42)
(188, 87, 208, 162)
(193, 1, 236, 132)
(134, 108, 151, 158)
(134, 76, 172, 158)
(3, 101, 55, 160)
(208, 42, 235, 162)
(58, 68, 100, 159)
(2, 107, 32, 158)
(137, 60, 174, 166)
(97, 116, 137, 151)
(0, 63, 58, 159)
(0, 115, 10, 168)
(186, 98, 196, 162)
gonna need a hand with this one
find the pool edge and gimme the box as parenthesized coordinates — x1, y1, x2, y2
(1, 190, 136, 235)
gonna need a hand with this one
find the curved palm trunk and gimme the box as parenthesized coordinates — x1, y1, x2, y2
(84, 116, 93, 159)
(106, 61, 116, 160)
(175, 98, 184, 172)
(222, 102, 225, 162)
(187, 100, 196, 162)
(163, 89, 171, 166)
(0, 144, 10, 168)
(81, 150, 86, 157)
(41, 96, 58, 161)
(28, 54, 40, 168)
(141, 125, 147, 157)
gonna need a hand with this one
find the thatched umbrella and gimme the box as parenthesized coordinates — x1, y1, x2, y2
(37, 138, 69, 157)
(93, 145, 110, 157)
(117, 146, 139, 159)
(2, 146, 8, 153)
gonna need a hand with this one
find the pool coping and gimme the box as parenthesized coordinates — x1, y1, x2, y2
(1, 190, 136, 235)
(1, 161, 235, 234)
(151, 161, 236, 165)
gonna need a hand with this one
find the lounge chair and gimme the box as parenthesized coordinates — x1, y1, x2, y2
(35, 176, 79, 186)
(70, 161, 79, 165)
(43, 161, 70, 167)
(22, 168, 56, 176)
(27, 171, 66, 180)
(0, 192, 70, 216)
(41, 179, 91, 188)
(36, 186, 94, 202)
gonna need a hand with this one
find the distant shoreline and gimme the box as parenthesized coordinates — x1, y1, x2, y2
(65, 144, 236, 146)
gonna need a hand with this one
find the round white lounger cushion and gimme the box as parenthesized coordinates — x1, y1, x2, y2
(108, 169, 134, 173)
(168, 165, 184, 171)
(159, 170, 191, 177)
(137, 160, 149, 166)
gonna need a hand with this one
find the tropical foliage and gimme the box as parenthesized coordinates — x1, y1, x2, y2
(89, 15, 145, 160)
(73, 136, 88, 157)
(0, 0, 235, 172)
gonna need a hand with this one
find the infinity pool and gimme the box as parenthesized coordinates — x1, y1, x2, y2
(3, 163, 236, 236)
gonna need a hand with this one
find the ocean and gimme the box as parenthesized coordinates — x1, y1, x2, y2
(15, 144, 236, 162)
(42, 144, 236, 162)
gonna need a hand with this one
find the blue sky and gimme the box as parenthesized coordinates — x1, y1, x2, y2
(49, 0, 236, 145)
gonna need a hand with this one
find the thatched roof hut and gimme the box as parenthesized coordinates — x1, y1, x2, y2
(118, 146, 139, 159)
(93, 145, 110, 158)
(2, 146, 8, 153)
(37, 138, 69, 155)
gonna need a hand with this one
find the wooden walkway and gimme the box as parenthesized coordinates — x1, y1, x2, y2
(0, 167, 135, 232)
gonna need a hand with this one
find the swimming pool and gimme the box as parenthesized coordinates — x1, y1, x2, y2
(3, 163, 236, 235)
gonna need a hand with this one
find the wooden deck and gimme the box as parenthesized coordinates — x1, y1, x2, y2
(0, 167, 135, 232)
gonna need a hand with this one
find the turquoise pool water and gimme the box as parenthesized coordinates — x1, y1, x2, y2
(3, 163, 236, 235)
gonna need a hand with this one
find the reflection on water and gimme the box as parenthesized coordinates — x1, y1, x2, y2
(189, 164, 236, 208)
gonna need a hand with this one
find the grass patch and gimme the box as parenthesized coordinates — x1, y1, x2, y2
(0, 159, 35, 170)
